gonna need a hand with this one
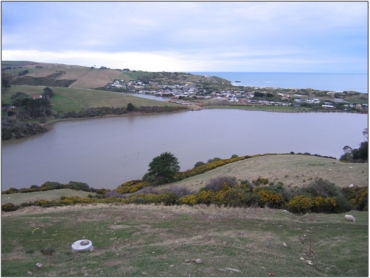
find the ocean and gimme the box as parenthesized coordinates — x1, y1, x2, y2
(189, 72, 368, 93)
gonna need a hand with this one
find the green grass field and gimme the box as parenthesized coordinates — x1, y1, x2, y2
(1, 204, 368, 276)
(2, 85, 181, 114)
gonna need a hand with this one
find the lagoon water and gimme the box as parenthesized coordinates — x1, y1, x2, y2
(190, 72, 368, 93)
(1, 110, 367, 190)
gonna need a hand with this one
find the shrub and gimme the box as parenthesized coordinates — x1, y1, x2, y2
(179, 194, 197, 205)
(163, 186, 193, 197)
(34, 200, 52, 207)
(205, 176, 237, 192)
(2, 203, 17, 212)
(239, 180, 254, 192)
(286, 195, 313, 213)
(299, 179, 352, 212)
(195, 190, 215, 205)
(207, 157, 221, 163)
(142, 172, 155, 183)
(256, 190, 283, 208)
(96, 188, 111, 195)
(3, 187, 19, 194)
(342, 186, 367, 211)
(311, 196, 337, 213)
(115, 180, 150, 194)
(194, 161, 205, 168)
(253, 177, 269, 186)
(222, 188, 250, 207)
(41, 181, 64, 190)
(158, 193, 179, 206)
(65, 181, 90, 191)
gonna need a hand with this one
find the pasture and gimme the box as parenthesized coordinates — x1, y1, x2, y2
(2, 85, 181, 114)
(155, 154, 368, 193)
(1, 204, 368, 276)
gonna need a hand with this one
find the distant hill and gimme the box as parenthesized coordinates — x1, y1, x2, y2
(2, 61, 231, 89)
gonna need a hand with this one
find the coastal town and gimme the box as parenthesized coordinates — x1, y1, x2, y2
(103, 77, 368, 112)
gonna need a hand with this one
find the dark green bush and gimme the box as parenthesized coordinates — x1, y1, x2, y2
(252, 177, 269, 186)
(222, 188, 250, 207)
(342, 186, 368, 211)
(194, 161, 205, 168)
(205, 176, 237, 192)
(158, 192, 179, 206)
(2, 203, 18, 211)
(41, 181, 64, 190)
(297, 179, 352, 213)
(239, 180, 254, 192)
(65, 181, 90, 191)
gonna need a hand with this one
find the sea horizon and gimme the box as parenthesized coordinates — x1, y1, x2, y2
(189, 72, 368, 93)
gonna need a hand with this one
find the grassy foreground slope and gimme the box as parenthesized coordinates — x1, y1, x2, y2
(157, 154, 368, 193)
(2, 204, 368, 276)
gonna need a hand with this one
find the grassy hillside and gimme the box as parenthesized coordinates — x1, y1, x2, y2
(2, 61, 231, 90)
(154, 154, 368, 193)
(1, 204, 368, 276)
(2, 85, 181, 114)
(1, 189, 94, 206)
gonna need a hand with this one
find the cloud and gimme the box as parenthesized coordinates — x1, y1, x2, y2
(2, 2, 367, 72)
(1, 49, 206, 72)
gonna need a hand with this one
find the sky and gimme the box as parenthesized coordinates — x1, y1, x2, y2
(2, 2, 368, 73)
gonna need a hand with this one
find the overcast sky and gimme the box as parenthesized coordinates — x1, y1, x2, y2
(2, 2, 368, 73)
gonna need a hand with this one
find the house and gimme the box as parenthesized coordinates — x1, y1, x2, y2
(33, 94, 42, 99)
(322, 104, 335, 109)
(2, 106, 18, 116)
(334, 98, 347, 103)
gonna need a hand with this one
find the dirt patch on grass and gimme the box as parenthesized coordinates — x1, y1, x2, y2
(109, 224, 131, 229)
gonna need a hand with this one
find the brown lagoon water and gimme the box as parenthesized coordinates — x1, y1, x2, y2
(1, 110, 367, 190)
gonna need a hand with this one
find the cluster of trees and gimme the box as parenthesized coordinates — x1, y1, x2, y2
(18, 70, 29, 76)
(9, 87, 54, 119)
(340, 128, 368, 162)
(57, 104, 187, 119)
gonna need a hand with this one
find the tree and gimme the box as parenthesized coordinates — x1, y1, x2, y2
(254, 92, 265, 98)
(363, 128, 368, 141)
(127, 103, 136, 112)
(340, 146, 353, 161)
(43, 87, 54, 99)
(1, 72, 14, 90)
(148, 152, 180, 185)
